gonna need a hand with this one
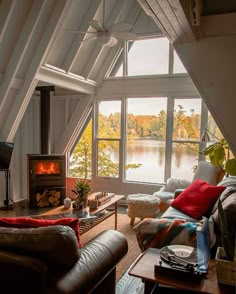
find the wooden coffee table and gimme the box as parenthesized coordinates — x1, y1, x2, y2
(129, 248, 235, 294)
(40, 193, 124, 235)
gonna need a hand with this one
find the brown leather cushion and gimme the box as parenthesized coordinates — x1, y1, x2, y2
(0, 225, 80, 269)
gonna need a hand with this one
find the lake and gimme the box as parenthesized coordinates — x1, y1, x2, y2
(124, 139, 198, 183)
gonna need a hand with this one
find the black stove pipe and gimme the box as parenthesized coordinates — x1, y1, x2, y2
(36, 86, 55, 154)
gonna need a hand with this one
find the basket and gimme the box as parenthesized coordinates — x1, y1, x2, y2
(215, 247, 236, 286)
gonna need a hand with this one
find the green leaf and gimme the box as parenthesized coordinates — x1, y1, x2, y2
(200, 142, 219, 156)
(225, 158, 236, 176)
(208, 144, 225, 166)
(200, 142, 225, 166)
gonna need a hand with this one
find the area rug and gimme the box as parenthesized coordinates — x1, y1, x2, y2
(80, 213, 142, 282)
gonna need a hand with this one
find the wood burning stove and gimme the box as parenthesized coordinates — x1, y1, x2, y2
(27, 154, 66, 209)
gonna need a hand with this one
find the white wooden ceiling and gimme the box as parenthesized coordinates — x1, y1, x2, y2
(0, 0, 159, 142)
(0, 0, 235, 142)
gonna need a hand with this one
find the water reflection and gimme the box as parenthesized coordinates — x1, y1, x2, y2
(125, 140, 197, 183)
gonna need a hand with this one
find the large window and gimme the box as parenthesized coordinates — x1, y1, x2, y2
(69, 37, 221, 185)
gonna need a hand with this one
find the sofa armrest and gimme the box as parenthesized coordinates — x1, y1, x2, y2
(0, 249, 49, 293)
(174, 188, 185, 198)
(57, 229, 128, 294)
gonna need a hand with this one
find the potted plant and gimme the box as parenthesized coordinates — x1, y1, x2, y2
(71, 178, 92, 210)
(215, 199, 235, 286)
(200, 135, 236, 177)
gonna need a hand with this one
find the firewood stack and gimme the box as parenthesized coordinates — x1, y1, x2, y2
(36, 190, 61, 207)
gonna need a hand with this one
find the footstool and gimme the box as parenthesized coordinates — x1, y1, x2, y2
(127, 194, 160, 225)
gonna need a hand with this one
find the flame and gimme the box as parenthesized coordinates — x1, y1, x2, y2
(35, 161, 60, 175)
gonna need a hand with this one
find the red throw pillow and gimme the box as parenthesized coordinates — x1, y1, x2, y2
(171, 179, 225, 219)
(0, 217, 82, 247)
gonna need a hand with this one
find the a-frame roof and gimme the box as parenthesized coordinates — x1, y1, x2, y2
(1, 0, 236, 150)
(0, 0, 160, 142)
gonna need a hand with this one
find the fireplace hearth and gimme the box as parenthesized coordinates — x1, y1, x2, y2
(27, 154, 66, 209)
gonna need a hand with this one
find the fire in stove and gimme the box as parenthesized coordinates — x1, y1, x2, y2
(35, 161, 60, 175)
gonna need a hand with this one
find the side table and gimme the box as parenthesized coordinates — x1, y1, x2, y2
(129, 248, 235, 294)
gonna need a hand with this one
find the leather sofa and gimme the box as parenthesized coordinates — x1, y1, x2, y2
(0, 226, 128, 294)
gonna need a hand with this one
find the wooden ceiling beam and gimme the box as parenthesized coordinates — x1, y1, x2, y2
(0, 0, 17, 43)
(0, 0, 71, 142)
(137, 0, 201, 43)
(0, 1, 45, 113)
(37, 65, 95, 94)
(62, 0, 102, 73)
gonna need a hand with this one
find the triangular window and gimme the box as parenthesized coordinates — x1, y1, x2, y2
(108, 37, 189, 77)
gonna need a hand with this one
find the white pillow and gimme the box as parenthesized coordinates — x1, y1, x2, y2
(192, 161, 221, 185)
(163, 177, 191, 192)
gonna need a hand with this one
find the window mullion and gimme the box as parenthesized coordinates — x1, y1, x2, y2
(120, 97, 126, 180)
(123, 41, 128, 77)
(165, 97, 174, 181)
(169, 44, 174, 74)
(92, 100, 98, 179)
(200, 100, 208, 161)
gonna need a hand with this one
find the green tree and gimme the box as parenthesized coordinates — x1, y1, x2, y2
(70, 121, 92, 178)
(70, 119, 141, 178)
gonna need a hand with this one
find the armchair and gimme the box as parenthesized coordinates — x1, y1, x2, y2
(0, 226, 128, 293)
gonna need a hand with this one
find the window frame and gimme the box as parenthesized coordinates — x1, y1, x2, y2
(107, 36, 188, 78)
(92, 97, 124, 183)
(69, 37, 213, 186)
(92, 95, 208, 184)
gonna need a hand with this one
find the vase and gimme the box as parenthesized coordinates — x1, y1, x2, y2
(215, 247, 236, 286)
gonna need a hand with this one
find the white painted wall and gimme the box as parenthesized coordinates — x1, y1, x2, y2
(0, 92, 83, 206)
(8, 95, 40, 205)
(174, 14, 236, 155)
